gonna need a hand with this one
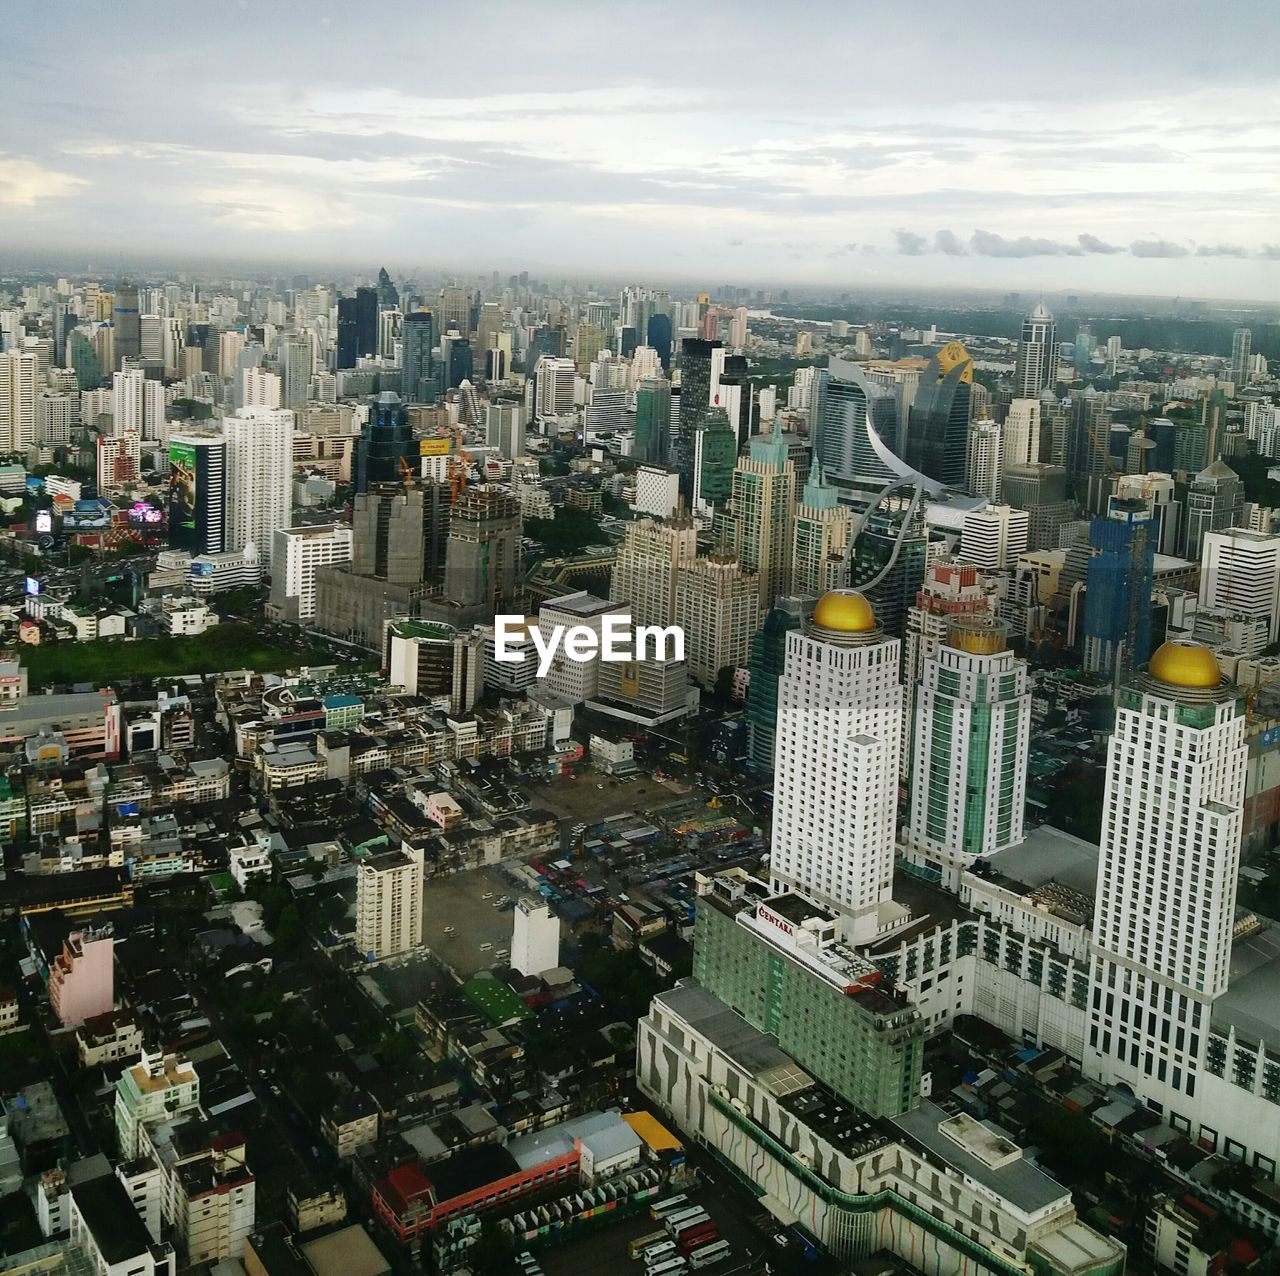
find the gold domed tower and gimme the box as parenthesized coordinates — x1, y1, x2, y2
(1146, 640, 1222, 691)
(808, 590, 881, 645)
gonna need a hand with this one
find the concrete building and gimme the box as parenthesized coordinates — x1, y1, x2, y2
(770, 591, 902, 944)
(791, 465, 852, 598)
(631, 465, 680, 519)
(387, 621, 481, 715)
(115, 1049, 200, 1159)
(718, 434, 796, 611)
(224, 406, 294, 571)
(443, 487, 522, 611)
(536, 592, 623, 705)
(1003, 398, 1042, 470)
(674, 554, 760, 687)
(1201, 528, 1280, 645)
(967, 419, 1003, 501)
(0, 351, 38, 452)
(511, 898, 560, 976)
(269, 523, 354, 622)
(355, 845, 424, 961)
(69, 1173, 175, 1276)
(49, 924, 114, 1026)
(1183, 461, 1245, 561)
(612, 516, 697, 629)
(1015, 302, 1056, 398)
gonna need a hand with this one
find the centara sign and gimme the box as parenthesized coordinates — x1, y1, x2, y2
(493, 615, 684, 678)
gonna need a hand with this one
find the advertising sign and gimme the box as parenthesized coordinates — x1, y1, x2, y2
(25, 576, 41, 596)
(419, 437, 451, 456)
(33, 510, 53, 535)
(129, 501, 163, 526)
(169, 441, 197, 531)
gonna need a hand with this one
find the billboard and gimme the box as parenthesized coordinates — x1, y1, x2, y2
(128, 501, 163, 526)
(25, 576, 41, 596)
(169, 441, 197, 532)
(33, 510, 53, 535)
(62, 499, 113, 530)
(419, 437, 451, 456)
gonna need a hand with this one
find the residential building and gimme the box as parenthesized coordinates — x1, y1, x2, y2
(387, 621, 482, 715)
(1015, 301, 1056, 397)
(115, 1049, 200, 1159)
(269, 523, 353, 622)
(612, 516, 697, 629)
(717, 434, 796, 610)
(49, 924, 114, 1026)
(355, 845, 424, 961)
(959, 504, 1029, 573)
(1201, 528, 1280, 645)
(222, 406, 294, 570)
(632, 464, 680, 519)
(791, 465, 852, 597)
(512, 899, 560, 977)
(1003, 398, 1042, 470)
(674, 554, 760, 687)
(967, 419, 1002, 500)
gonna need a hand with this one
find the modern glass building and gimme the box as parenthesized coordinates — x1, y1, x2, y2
(849, 504, 929, 640)
(634, 378, 672, 464)
(1082, 498, 1156, 677)
(674, 339, 720, 501)
(354, 391, 413, 494)
(401, 310, 436, 404)
(744, 597, 808, 774)
(646, 313, 673, 371)
(696, 406, 737, 508)
(905, 341, 972, 487)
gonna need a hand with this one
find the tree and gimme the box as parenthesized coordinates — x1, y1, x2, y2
(468, 1219, 513, 1274)
(273, 905, 306, 952)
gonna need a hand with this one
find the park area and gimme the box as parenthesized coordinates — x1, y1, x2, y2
(19, 623, 364, 689)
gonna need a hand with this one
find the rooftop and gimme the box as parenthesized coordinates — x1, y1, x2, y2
(300, 1225, 390, 1276)
(71, 1173, 157, 1265)
(1215, 921, 1280, 1045)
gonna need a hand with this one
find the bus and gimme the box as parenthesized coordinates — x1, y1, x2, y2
(677, 1221, 719, 1253)
(630, 1232, 669, 1259)
(688, 1240, 731, 1269)
(666, 1209, 711, 1239)
(646, 1259, 688, 1276)
(639, 1241, 678, 1265)
(649, 1195, 689, 1220)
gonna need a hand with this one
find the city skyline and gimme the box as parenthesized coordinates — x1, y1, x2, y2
(3, 1, 1280, 298)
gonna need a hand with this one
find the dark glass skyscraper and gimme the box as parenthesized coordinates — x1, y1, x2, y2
(376, 266, 399, 309)
(906, 341, 972, 487)
(674, 338, 720, 501)
(354, 391, 413, 494)
(745, 596, 808, 774)
(849, 503, 929, 640)
(355, 286, 378, 359)
(1082, 499, 1156, 677)
(112, 284, 141, 369)
(647, 313, 673, 372)
(401, 310, 435, 402)
(337, 297, 359, 369)
(447, 339, 473, 389)
(635, 378, 672, 463)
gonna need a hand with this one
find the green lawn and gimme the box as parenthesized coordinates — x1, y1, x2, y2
(20, 623, 372, 690)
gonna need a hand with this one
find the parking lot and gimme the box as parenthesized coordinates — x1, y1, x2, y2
(421, 865, 523, 978)
(536, 768, 690, 825)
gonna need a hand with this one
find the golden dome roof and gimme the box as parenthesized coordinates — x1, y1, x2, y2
(1148, 640, 1221, 689)
(934, 340, 974, 384)
(812, 591, 876, 633)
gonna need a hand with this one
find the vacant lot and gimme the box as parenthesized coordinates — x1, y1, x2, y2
(421, 865, 523, 979)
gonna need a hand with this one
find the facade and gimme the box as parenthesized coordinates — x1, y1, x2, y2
(1082, 500, 1157, 677)
(401, 310, 436, 403)
(443, 487, 522, 610)
(673, 554, 760, 687)
(745, 597, 808, 775)
(791, 466, 853, 597)
(902, 561, 998, 688)
(355, 844, 424, 961)
(771, 592, 901, 944)
(1003, 398, 1042, 470)
(904, 621, 1031, 889)
(224, 406, 294, 570)
(1182, 461, 1244, 561)
(269, 523, 353, 622)
(1016, 303, 1056, 397)
(634, 378, 672, 464)
(1201, 528, 1280, 645)
(693, 406, 737, 515)
(612, 516, 697, 628)
(674, 339, 720, 498)
(511, 898, 560, 976)
(717, 435, 796, 610)
(967, 419, 1003, 501)
(354, 392, 412, 494)
(905, 341, 972, 486)
(387, 621, 481, 714)
(48, 925, 114, 1026)
(536, 592, 623, 704)
(167, 433, 226, 556)
(960, 505, 1029, 573)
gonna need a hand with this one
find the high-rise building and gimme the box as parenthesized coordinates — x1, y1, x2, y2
(269, 523, 354, 622)
(674, 339, 720, 499)
(1182, 460, 1245, 560)
(278, 333, 312, 410)
(717, 435, 796, 610)
(438, 285, 470, 336)
(443, 487, 522, 610)
(1015, 301, 1056, 397)
(1230, 327, 1252, 388)
(486, 401, 525, 459)
(634, 377, 672, 464)
(355, 844, 424, 960)
(534, 355, 575, 418)
(1074, 326, 1094, 374)
(536, 592, 622, 704)
(905, 341, 972, 487)
(336, 297, 358, 369)
(674, 554, 761, 687)
(1003, 462, 1073, 551)
(1003, 398, 1042, 470)
(1201, 528, 1280, 645)
(97, 431, 142, 494)
(240, 367, 281, 410)
(967, 420, 1003, 500)
(387, 620, 482, 714)
(902, 560, 998, 689)
(574, 321, 605, 374)
(1085, 640, 1244, 1116)
(401, 310, 436, 403)
(959, 504, 1030, 573)
(904, 619, 1030, 890)
(168, 433, 226, 555)
(224, 406, 294, 570)
(612, 516, 698, 629)
(693, 405, 737, 514)
(791, 465, 852, 597)
(770, 591, 901, 943)
(354, 391, 412, 493)
(744, 596, 808, 774)
(350, 481, 450, 587)
(112, 284, 141, 369)
(1082, 499, 1156, 677)
(0, 351, 38, 452)
(849, 501, 929, 640)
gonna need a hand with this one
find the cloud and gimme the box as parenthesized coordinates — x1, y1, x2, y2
(970, 229, 1082, 257)
(934, 229, 966, 255)
(0, 155, 86, 205)
(1078, 233, 1123, 254)
(895, 230, 928, 255)
(1130, 238, 1190, 258)
(1195, 243, 1249, 257)
(1260, 245, 1280, 260)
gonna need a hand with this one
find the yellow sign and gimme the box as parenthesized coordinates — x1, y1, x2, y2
(419, 438, 450, 456)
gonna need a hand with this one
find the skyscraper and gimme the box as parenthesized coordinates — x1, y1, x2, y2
(646, 312, 673, 372)
(634, 378, 672, 464)
(905, 341, 972, 487)
(694, 405, 737, 513)
(744, 596, 808, 774)
(401, 310, 435, 403)
(224, 406, 294, 570)
(336, 297, 359, 370)
(111, 284, 141, 369)
(1003, 398, 1042, 470)
(443, 487, 522, 610)
(168, 433, 226, 555)
(355, 285, 378, 361)
(674, 554, 761, 687)
(612, 516, 698, 629)
(791, 465, 852, 597)
(770, 590, 901, 944)
(350, 481, 450, 587)
(1015, 301, 1056, 396)
(1082, 498, 1156, 677)
(1200, 528, 1280, 645)
(0, 351, 38, 452)
(717, 434, 796, 610)
(904, 619, 1030, 890)
(1085, 641, 1244, 1115)
(966, 420, 1003, 500)
(849, 502, 929, 640)
(486, 401, 525, 460)
(1230, 327, 1252, 388)
(354, 391, 413, 494)
(1182, 459, 1245, 560)
(673, 338, 720, 500)
(279, 333, 312, 411)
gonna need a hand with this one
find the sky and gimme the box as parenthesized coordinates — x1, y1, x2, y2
(3, 0, 1280, 299)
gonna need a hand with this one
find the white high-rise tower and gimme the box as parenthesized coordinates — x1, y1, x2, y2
(0, 351, 38, 452)
(1085, 640, 1245, 1116)
(1016, 302, 1056, 397)
(1003, 398, 1041, 470)
(770, 590, 901, 943)
(224, 406, 294, 571)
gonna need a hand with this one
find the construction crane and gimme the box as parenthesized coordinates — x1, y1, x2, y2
(448, 425, 472, 503)
(398, 454, 416, 486)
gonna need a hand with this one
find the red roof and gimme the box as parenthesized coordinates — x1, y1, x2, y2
(380, 1163, 434, 1215)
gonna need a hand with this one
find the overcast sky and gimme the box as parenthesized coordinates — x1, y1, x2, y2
(4, 0, 1279, 298)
